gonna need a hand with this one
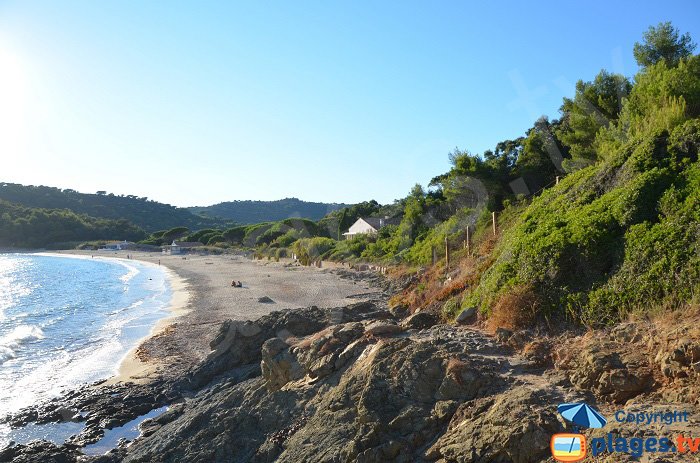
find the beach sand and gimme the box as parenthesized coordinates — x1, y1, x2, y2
(59, 250, 378, 384)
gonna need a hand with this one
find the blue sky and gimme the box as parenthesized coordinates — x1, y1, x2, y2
(0, 1, 698, 207)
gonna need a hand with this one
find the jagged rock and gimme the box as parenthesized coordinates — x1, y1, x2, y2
(261, 338, 304, 391)
(121, 326, 508, 463)
(0, 441, 80, 463)
(400, 311, 438, 330)
(455, 306, 477, 324)
(258, 296, 275, 304)
(189, 302, 383, 390)
(610, 322, 643, 343)
(654, 338, 700, 379)
(425, 388, 562, 463)
(567, 341, 654, 402)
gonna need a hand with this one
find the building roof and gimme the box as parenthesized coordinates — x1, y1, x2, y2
(362, 216, 400, 230)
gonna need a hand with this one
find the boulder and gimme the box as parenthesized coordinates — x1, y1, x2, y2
(261, 338, 304, 392)
(365, 321, 402, 337)
(567, 342, 654, 402)
(455, 306, 477, 324)
(425, 388, 562, 463)
(400, 311, 438, 330)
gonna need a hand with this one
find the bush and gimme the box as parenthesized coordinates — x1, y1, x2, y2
(469, 126, 700, 326)
(291, 237, 336, 265)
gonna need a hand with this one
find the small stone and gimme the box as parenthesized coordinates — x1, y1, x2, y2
(258, 296, 275, 304)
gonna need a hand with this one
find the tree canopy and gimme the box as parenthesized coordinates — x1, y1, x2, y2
(633, 21, 696, 68)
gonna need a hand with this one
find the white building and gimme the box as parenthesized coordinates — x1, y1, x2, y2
(100, 240, 134, 251)
(342, 217, 398, 240)
(163, 240, 204, 255)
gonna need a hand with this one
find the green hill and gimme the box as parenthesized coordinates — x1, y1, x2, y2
(280, 23, 700, 328)
(189, 198, 349, 224)
(0, 199, 145, 248)
(0, 183, 228, 232)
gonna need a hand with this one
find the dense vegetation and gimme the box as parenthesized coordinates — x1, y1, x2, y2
(389, 22, 700, 328)
(0, 199, 145, 248)
(188, 198, 348, 224)
(0, 183, 227, 232)
(242, 23, 700, 328)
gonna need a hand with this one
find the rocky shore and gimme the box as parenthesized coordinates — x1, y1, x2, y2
(2, 265, 699, 462)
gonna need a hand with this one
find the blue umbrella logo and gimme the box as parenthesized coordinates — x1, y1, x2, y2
(557, 403, 607, 429)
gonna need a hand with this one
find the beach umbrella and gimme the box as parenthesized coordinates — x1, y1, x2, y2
(557, 403, 607, 429)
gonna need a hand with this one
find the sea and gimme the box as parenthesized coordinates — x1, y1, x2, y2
(0, 253, 172, 448)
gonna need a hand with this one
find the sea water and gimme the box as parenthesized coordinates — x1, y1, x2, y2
(0, 253, 172, 448)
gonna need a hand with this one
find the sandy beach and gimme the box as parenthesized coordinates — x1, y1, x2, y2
(56, 250, 379, 384)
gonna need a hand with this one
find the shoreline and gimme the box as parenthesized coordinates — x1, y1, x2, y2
(31, 251, 194, 385)
(108, 266, 191, 385)
(49, 249, 380, 387)
(47, 251, 194, 385)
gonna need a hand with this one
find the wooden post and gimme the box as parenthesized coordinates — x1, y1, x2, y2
(555, 175, 560, 185)
(432, 246, 437, 265)
(492, 212, 497, 236)
(445, 237, 450, 271)
(466, 226, 471, 255)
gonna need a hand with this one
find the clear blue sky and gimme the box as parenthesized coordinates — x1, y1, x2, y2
(1, 1, 698, 207)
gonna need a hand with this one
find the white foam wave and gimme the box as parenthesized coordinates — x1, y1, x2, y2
(0, 346, 16, 364)
(107, 300, 143, 316)
(119, 263, 140, 284)
(0, 325, 42, 364)
(0, 325, 45, 349)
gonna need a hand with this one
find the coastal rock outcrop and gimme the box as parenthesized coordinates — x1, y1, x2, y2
(119, 311, 572, 463)
(561, 340, 654, 403)
(425, 388, 561, 462)
(187, 302, 386, 389)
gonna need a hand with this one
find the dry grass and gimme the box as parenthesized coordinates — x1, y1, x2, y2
(485, 285, 540, 333)
(385, 209, 522, 320)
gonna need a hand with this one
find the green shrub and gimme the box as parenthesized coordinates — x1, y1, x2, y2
(291, 237, 336, 265)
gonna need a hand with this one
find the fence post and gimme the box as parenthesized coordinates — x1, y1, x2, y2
(445, 237, 450, 271)
(466, 226, 471, 255)
(492, 212, 497, 236)
(556, 175, 560, 185)
(432, 246, 437, 265)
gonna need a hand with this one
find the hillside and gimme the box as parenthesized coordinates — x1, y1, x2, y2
(0, 199, 145, 248)
(0, 183, 228, 232)
(189, 198, 348, 224)
(254, 24, 700, 329)
(389, 37, 700, 329)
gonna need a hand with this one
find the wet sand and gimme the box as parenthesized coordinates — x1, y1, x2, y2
(58, 250, 378, 384)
